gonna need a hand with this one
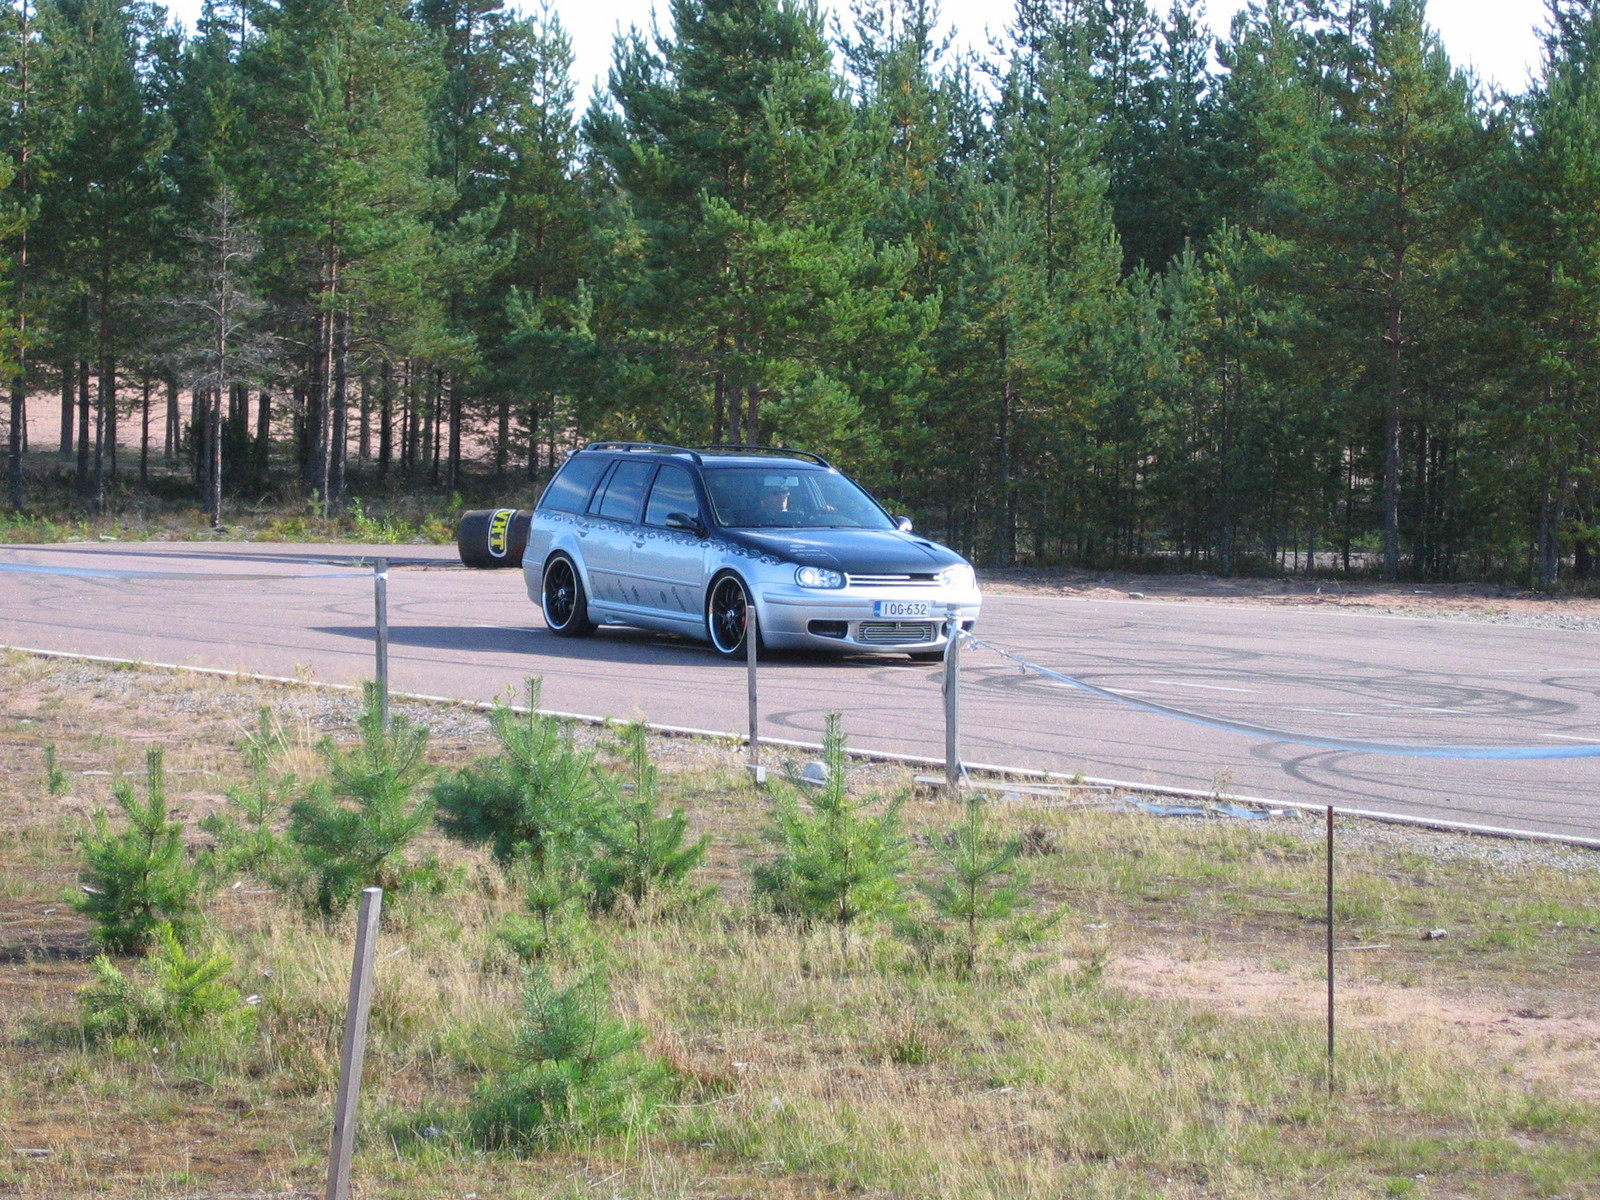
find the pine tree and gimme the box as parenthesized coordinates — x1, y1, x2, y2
(829, 0, 951, 489)
(1478, 0, 1600, 587)
(288, 681, 436, 913)
(1209, 0, 1360, 571)
(925, 19, 1123, 565)
(0, 0, 62, 510)
(1133, 0, 1223, 269)
(1300, 0, 1488, 579)
(914, 796, 1056, 976)
(243, 0, 444, 511)
(468, 967, 671, 1146)
(34, 0, 172, 507)
(752, 712, 907, 953)
(74, 746, 205, 954)
(159, 0, 267, 505)
(200, 705, 296, 877)
(587, 721, 709, 912)
(585, 0, 917, 450)
(432, 677, 610, 868)
(415, 0, 589, 487)
(79, 923, 250, 1039)
(494, 7, 587, 478)
(181, 184, 269, 527)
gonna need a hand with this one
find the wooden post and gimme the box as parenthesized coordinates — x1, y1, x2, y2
(373, 559, 389, 728)
(1326, 805, 1335, 1094)
(326, 887, 383, 1200)
(943, 606, 962, 794)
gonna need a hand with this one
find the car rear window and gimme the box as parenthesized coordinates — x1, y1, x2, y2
(589, 460, 656, 522)
(538, 455, 608, 514)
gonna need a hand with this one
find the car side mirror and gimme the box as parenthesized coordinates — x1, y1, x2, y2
(667, 512, 707, 538)
(894, 515, 914, 532)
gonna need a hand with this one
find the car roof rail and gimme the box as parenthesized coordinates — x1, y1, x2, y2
(695, 443, 833, 469)
(580, 441, 703, 463)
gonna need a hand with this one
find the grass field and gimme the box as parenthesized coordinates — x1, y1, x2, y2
(1, 651, 1597, 1200)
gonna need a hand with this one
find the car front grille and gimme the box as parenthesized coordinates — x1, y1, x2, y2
(857, 620, 938, 645)
(847, 572, 940, 587)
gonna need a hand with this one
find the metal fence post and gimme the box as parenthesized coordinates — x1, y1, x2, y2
(373, 558, 389, 727)
(326, 886, 383, 1200)
(746, 604, 763, 781)
(943, 605, 961, 794)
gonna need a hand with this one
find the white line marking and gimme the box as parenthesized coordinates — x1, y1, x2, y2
(1287, 708, 1371, 717)
(1152, 680, 1259, 693)
(1540, 733, 1600, 744)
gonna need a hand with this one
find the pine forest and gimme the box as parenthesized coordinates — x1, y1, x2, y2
(2, 0, 1599, 586)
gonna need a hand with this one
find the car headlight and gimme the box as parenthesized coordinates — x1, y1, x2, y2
(795, 565, 845, 589)
(939, 564, 976, 590)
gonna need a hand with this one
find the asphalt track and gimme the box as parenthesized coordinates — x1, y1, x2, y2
(2, 541, 1599, 844)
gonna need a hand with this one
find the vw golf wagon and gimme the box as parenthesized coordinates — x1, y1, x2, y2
(523, 442, 982, 659)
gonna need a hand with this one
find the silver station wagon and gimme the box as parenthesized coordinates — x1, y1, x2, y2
(522, 443, 982, 659)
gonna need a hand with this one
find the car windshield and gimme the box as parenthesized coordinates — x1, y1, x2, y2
(703, 468, 896, 530)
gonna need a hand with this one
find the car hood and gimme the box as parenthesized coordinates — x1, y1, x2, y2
(724, 528, 968, 574)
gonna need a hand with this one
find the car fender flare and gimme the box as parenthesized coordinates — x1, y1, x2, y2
(538, 535, 595, 596)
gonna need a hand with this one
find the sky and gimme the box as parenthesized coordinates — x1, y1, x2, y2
(162, 0, 1550, 101)
(549, 0, 1548, 101)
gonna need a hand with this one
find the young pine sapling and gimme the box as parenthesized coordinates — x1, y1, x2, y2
(289, 682, 436, 914)
(915, 796, 1059, 976)
(752, 712, 907, 954)
(433, 678, 610, 869)
(74, 746, 204, 954)
(468, 966, 671, 1148)
(201, 706, 296, 878)
(588, 722, 710, 912)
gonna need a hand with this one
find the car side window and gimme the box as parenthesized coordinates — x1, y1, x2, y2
(643, 465, 701, 529)
(589, 459, 656, 523)
(538, 454, 608, 514)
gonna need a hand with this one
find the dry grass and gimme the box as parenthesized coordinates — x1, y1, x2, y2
(1, 653, 1597, 1199)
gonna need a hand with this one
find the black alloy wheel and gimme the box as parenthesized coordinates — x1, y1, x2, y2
(542, 555, 594, 636)
(707, 574, 756, 658)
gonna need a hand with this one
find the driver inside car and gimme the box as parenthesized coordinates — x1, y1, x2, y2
(758, 484, 793, 525)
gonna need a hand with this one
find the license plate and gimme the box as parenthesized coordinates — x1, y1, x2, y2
(873, 600, 930, 618)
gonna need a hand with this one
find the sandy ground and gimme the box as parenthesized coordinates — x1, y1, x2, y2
(1113, 952, 1600, 1104)
(920, 562, 1600, 1104)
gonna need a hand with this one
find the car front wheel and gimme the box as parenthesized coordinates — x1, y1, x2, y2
(706, 573, 758, 658)
(542, 555, 595, 636)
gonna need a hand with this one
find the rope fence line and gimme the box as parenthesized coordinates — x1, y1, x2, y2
(7, 637, 1600, 850)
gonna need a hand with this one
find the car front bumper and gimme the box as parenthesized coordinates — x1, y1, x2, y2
(755, 584, 982, 653)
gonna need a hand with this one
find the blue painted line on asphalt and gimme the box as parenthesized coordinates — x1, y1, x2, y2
(968, 635, 1600, 761)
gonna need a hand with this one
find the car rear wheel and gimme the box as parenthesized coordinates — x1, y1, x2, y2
(542, 555, 594, 636)
(707, 573, 758, 658)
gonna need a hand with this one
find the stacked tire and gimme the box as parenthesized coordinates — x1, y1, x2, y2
(456, 508, 531, 569)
